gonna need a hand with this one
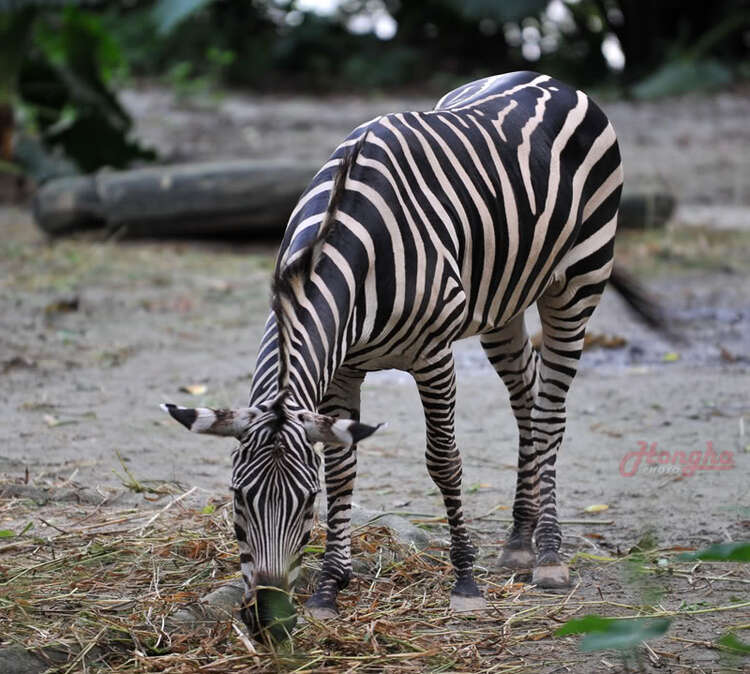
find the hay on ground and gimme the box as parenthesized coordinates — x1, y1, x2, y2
(1, 477, 748, 672)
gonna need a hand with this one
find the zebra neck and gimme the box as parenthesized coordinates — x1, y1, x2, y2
(282, 307, 354, 410)
(249, 311, 353, 411)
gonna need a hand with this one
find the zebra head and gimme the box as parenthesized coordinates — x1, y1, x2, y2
(160, 399, 381, 641)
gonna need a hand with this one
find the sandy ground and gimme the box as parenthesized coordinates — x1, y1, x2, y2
(2, 212, 748, 545)
(2, 87, 750, 671)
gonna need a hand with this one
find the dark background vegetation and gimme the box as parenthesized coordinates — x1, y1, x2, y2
(1, 0, 749, 178)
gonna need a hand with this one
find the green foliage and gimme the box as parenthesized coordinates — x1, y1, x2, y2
(631, 9, 750, 99)
(3, 0, 749, 168)
(718, 632, 750, 653)
(556, 615, 671, 653)
(630, 530, 659, 553)
(555, 536, 750, 657)
(0, 158, 24, 175)
(0, 522, 33, 538)
(152, 0, 213, 35)
(113, 450, 165, 494)
(15, 7, 155, 178)
(32, 0, 749, 99)
(678, 542, 750, 562)
(34, 6, 125, 82)
(164, 46, 235, 101)
(632, 58, 733, 100)
(0, 8, 36, 101)
(459, 0, 548, 23)
(622, 553, 666, 607)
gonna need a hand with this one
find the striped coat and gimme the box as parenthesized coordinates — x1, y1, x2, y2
(164, 71, 648, 639)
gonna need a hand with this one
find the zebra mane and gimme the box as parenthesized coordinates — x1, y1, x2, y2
(270, 131, 368, 396)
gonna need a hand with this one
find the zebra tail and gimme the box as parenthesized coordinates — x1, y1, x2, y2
(608, 266, 680, 342)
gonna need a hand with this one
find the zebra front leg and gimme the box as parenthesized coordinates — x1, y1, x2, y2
(305, 368, 364, 619)
(413, 354, 486, 612)
(480, 315, 539, 571)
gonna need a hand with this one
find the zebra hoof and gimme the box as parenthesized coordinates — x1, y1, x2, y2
(450, 593, 488, 613)
(532, 564, 570, 588)
(304, 598, 338, 621)
(499, 547, 535, 570)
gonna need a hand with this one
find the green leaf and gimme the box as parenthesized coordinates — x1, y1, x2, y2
(581, 619, 671, 652)
(556, 615, 671, 652)
(201, 504, 215, 515)
(555, 614, 613, 636)
(152, 0, 214, 35)
(632, 59, 732, 100)
(0, 159, 24, 175)
(255, 587, 296, 643)
(718, 632, 750, 653)
(0, 530, 14, 538)
(678, 542, 750, 562)
(20, 521, 34, 535)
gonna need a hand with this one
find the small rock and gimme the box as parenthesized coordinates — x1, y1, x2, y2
(349, 505, 432, 549)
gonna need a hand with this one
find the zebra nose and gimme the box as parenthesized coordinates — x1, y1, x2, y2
(240, 585, 297, 642)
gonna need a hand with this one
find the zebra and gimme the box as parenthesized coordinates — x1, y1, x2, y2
(162, 71, 661, 639)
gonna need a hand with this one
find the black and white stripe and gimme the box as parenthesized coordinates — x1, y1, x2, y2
(164, 71, 650, 633)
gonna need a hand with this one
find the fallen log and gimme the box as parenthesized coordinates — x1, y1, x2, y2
(618, 184, 676, 230)
(33, 160, 320, 237)
(33, 159, 675, 238)
(31, 174, 103, 235)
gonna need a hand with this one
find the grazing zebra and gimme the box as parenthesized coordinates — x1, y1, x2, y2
(163, 71, 658, 639)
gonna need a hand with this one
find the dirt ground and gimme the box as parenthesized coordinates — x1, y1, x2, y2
(1, 87, 749, 672)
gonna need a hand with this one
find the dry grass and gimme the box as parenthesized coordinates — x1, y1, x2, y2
(2, 478, 749, 673)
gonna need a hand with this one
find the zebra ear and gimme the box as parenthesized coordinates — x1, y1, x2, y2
(160, 404, 260, 438)
(298, 411, 384, 446)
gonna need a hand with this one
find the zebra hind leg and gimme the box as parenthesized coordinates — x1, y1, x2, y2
(304, 368, 365, 620)
(413, 354, 486, 612)
(480, 314, 539, 572)
(531, 265, 611, 588)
